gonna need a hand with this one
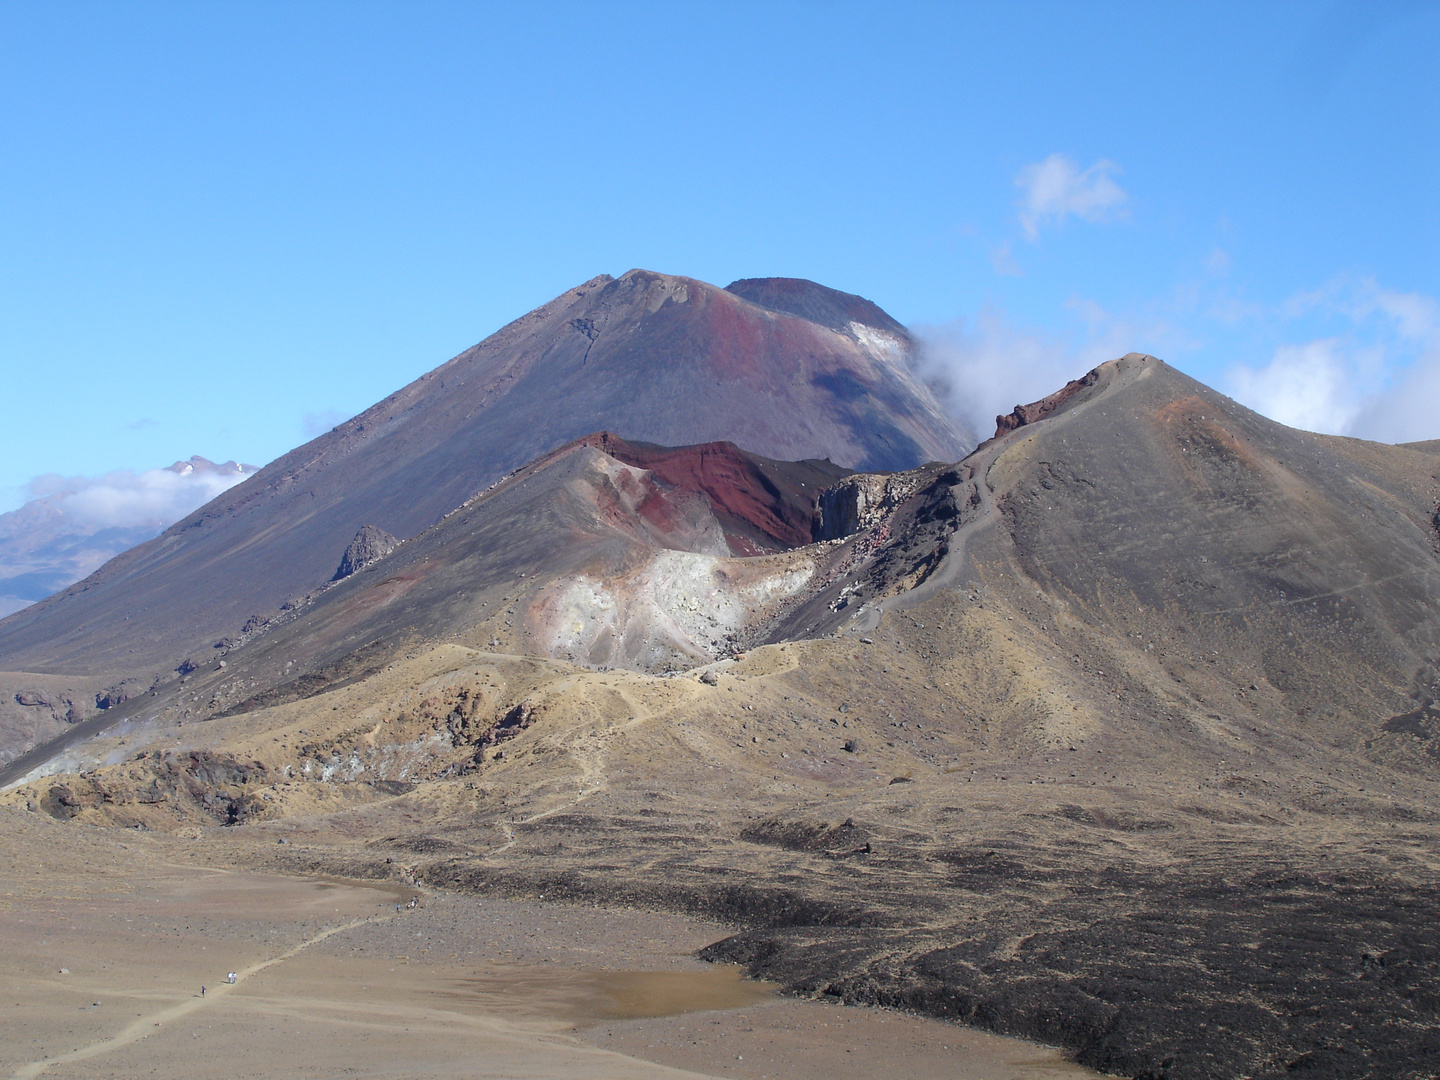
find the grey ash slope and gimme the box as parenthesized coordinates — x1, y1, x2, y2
(701, 355, 1440, 1080)
(0, 270, 968, 757)
(724, 276, 911, 338)
(748, 350, 1440, 766)
(982, 353, 1440, 737)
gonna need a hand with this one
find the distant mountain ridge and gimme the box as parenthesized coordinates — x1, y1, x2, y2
(0, 456, 255, 619)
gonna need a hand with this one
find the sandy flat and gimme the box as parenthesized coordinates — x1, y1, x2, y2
(580, 1000, 1102, 1080)
(0, 812, 1100, 1080)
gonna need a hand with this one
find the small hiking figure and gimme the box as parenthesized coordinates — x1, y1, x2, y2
(227, 972, 237, 984)
(407, 898, 417, 909)
(201, 986, 206, 997)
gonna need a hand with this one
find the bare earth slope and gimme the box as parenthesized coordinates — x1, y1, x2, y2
(0, 433, 850, 775)
(0, 271, 968, 761)
(5, 356, 1440, 1079)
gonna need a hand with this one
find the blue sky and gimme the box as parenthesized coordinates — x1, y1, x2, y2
(2, 1, 1438, 514)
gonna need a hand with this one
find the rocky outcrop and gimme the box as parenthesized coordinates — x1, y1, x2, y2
(12, 688, 83, 723)
(813, 472, 932, 541)
(95, 677, 148, 711)
(993, 367, 1102, 437)
(332, 525, 399, 581)
(37, 749, 271, 825)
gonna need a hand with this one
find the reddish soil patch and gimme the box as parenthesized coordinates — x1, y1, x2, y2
(562, 433, 851, 553)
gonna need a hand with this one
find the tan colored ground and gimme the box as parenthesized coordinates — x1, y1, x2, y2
(0, 809, 1099, 1080)
(5, 355, 1439, 1078)
(6, 599, 1437, 1078)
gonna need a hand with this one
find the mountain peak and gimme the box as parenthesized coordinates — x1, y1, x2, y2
(0, 270, 970, 724)
(164, 456, 255, 476)
(725, 277, 910, 342)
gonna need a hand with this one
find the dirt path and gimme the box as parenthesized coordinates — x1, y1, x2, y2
(482, 671, 709, 856)
(858, 353, 1149, 631)
(9, 914, 383, 1080)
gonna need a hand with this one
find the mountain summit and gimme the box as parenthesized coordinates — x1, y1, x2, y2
(0, 270, 968, 756)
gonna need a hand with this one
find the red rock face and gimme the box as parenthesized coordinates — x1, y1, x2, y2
(551, 433, 851, 553)
(993, 368, 1102, 437)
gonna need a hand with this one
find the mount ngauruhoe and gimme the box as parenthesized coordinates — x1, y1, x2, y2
(0, 271, 969, 757)
(2, 274, 1440, 1080)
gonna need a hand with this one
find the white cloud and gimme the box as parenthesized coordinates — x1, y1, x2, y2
(1357, 284, 1440, 344)
(20, 459, 256, 533)
(1226, 277, 1440, 442)
(1016, 154, 1129, 241)
(1348, 289, 1440, 442)
(1228, 340, 1363, 434)
(989, 240, 1022, 277)
(911, 262, 1440, 448)
(914, 300, 1161, 440)
(1204, 247, 1231, 276)
(0, 457, 260, 613)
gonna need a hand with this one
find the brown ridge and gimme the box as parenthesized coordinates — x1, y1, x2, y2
(993, 367, 1102, 437)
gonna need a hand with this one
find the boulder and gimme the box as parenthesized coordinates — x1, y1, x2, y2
(332, 525, 399, 581)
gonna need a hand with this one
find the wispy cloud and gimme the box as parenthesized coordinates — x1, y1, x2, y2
(989, 240, 1023, 277)
(19, 459, 256, 533)
(916, 249, 1440, 448)
(1225, 276, 1440, 441)
(1228, 340, 1366, 434)
(0, 458, 260, 612)
(914, 299, 1169, 439)
(1016, 154, 1129, 241)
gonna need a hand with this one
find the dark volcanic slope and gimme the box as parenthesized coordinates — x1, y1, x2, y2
(0, 270, 967, 736)
(982, 354, 1440, 737)
(778, 352, 1440, 771)
(693, 355, 1440, 1079)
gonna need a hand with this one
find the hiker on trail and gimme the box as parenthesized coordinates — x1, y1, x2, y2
(227, 972, 237, 984)
(201, 986, 206, 997)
